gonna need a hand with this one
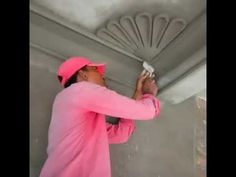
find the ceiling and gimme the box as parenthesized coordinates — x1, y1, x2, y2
(30, 0, 206, 104)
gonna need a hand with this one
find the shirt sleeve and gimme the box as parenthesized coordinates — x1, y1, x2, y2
(79, 82, 161, 120)
(106, 119, 135, 144)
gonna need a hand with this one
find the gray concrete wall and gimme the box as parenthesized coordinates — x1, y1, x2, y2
(30, 46, 202, 177)
(109, 97, 198, 177)
(30, 46, 62, 177)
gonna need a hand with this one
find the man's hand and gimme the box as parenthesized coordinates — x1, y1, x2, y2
(135, 71, 150, 92)
(142, 77, 158, 96)
(132, 71, 149, 100)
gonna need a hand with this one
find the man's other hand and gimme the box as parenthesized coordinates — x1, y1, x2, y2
(142, 77, 158, 96)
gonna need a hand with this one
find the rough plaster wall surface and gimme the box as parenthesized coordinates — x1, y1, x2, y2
(30, 47, 62, 177)
(109, 97, 198, 177)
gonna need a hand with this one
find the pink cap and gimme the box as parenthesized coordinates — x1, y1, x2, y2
(58, 56, 106, 86)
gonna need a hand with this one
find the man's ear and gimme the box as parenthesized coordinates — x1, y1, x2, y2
(78, 70, 88, 81)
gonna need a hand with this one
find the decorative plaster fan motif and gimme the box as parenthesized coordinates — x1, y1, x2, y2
(97, 13, 187, 61)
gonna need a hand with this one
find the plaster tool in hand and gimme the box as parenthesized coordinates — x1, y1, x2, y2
(141, 61, 155, 78)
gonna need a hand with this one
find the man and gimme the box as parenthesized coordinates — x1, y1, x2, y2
(40, 56, 160, 177)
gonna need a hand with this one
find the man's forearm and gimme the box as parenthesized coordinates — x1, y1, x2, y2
(132, 89, 142, 100)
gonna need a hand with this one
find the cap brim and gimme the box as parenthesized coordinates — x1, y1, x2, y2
(87, 63, 106, 67)
(87, 63, 106, 76)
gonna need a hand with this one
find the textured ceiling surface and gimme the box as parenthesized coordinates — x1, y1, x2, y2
(30, 0, 206, 104)
(31, 0, 205, 32)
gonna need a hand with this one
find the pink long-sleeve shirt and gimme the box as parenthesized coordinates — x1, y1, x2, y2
(40, 81, 160, 177)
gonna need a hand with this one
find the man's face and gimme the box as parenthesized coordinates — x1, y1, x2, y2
(82, 66, 107, 87)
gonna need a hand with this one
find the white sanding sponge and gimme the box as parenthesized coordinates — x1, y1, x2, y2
(142, 61, 155, 78)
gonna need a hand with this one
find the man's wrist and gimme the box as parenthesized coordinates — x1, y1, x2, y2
(133, 90, 142, 100)
(135, 89, 142, 94)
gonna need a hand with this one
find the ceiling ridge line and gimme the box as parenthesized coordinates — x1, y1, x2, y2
(30, 42, 67, 61)
(30, 42, 134, 89)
